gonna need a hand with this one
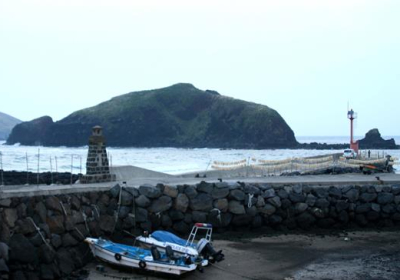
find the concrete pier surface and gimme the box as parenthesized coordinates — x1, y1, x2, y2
(1, 165, 400, 198)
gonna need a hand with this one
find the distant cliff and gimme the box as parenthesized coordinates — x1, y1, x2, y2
(6, 84, 298, 149)
(0, 112, 21, 140)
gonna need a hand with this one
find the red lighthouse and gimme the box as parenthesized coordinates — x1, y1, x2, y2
(347, 109, 359, 153)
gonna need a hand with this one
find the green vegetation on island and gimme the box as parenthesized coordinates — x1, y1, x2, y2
(6, 83, 298, 148)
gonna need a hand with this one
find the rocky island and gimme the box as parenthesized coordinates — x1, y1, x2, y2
(6, 84, 298, 149)
(358, 128, 398, 149)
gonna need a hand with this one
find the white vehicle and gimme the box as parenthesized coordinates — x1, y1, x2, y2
(343, 149, 357, 159)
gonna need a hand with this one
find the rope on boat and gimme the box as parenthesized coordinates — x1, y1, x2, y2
(209, 262, 268, 280)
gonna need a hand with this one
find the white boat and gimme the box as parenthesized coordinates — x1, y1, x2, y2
(135, 223, 224, 264)
(85, 237, 199, 275)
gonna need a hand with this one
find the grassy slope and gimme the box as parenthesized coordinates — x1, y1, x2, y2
(9, 84, 297, 148)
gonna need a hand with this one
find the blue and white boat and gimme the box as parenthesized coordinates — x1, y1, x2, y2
(85, 237, 200, 275)
(136, 223, 224, 264)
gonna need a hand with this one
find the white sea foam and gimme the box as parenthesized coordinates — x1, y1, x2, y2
(0, 138, 399, 175)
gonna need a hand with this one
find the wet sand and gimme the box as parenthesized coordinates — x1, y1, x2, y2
(82, 229, 400, 280)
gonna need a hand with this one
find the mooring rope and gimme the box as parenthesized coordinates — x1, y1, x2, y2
(59, 200, 67, 216)
(247, 194, 254, 208)
(27, 217, 55, 252)
(210, 208, 222, 223)
(74, 226, 86, 240)
(113, 183, 124, 234)
(91, 204, 100, 220)
(82, 212, 92, 236)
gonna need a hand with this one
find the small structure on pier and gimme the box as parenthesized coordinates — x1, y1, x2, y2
(80, 126, 116, 184)
(347, 109, 359, 153)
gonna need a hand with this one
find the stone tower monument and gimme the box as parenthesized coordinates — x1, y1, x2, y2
(81, 126, 116, 183)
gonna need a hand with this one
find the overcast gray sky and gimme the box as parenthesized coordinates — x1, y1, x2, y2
(1, 0, 399, 137)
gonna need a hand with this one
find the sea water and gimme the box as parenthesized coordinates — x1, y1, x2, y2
(0, 137, 399, 175)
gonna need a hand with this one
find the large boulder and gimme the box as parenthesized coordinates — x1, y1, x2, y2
(45, 196, 63, 213)
(189, 194, 213, 211)
(228, 201, 246, 215)
(212, 187, 229, 199)
(47, 215, 65, 234)
(9, 234, 38, 264)
(139, 184, 162, 198)
(377, 193, 394, 205)
(163, 185, 179, 198)
(213, 199, 229, 212)
(135, 195, 151, 208)
(3, 208, 18, 227)
(175, 194, 189, 212)
(267, 196, 281, 208)
(120, 190, 133, 206)
(196, 182, 213, 194)
(260, 204, 276, 216)
(230, 189, 246, 201)
(56, 249, 75, 275)
(148, 196, 172, 213)
(99, 215, 115, 234)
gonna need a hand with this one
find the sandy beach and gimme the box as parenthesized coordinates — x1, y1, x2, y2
(82, 229, 400, 280)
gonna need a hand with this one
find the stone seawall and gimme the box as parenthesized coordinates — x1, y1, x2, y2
(1, 181, 400, 279)
(0, 171, 80, 186)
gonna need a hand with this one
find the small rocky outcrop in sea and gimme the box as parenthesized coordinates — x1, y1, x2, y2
(358, 129, 398, 149)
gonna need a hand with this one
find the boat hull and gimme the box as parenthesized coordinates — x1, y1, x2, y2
(85, 238, 197, 275)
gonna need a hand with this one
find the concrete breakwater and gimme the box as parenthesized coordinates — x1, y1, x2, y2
(1, 181, 400, 279)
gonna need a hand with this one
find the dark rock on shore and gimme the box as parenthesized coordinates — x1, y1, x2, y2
(358, 129, 398, 149)
(297, 128, 399, 150)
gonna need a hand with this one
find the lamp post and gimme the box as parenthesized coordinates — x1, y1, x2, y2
(347, 109, 359, 153)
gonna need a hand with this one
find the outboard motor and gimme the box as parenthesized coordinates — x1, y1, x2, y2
(197, 238, 224, 263)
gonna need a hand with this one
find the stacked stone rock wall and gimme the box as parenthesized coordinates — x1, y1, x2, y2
(0, 171, 80, 186)
(1, 181, 400, 279)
